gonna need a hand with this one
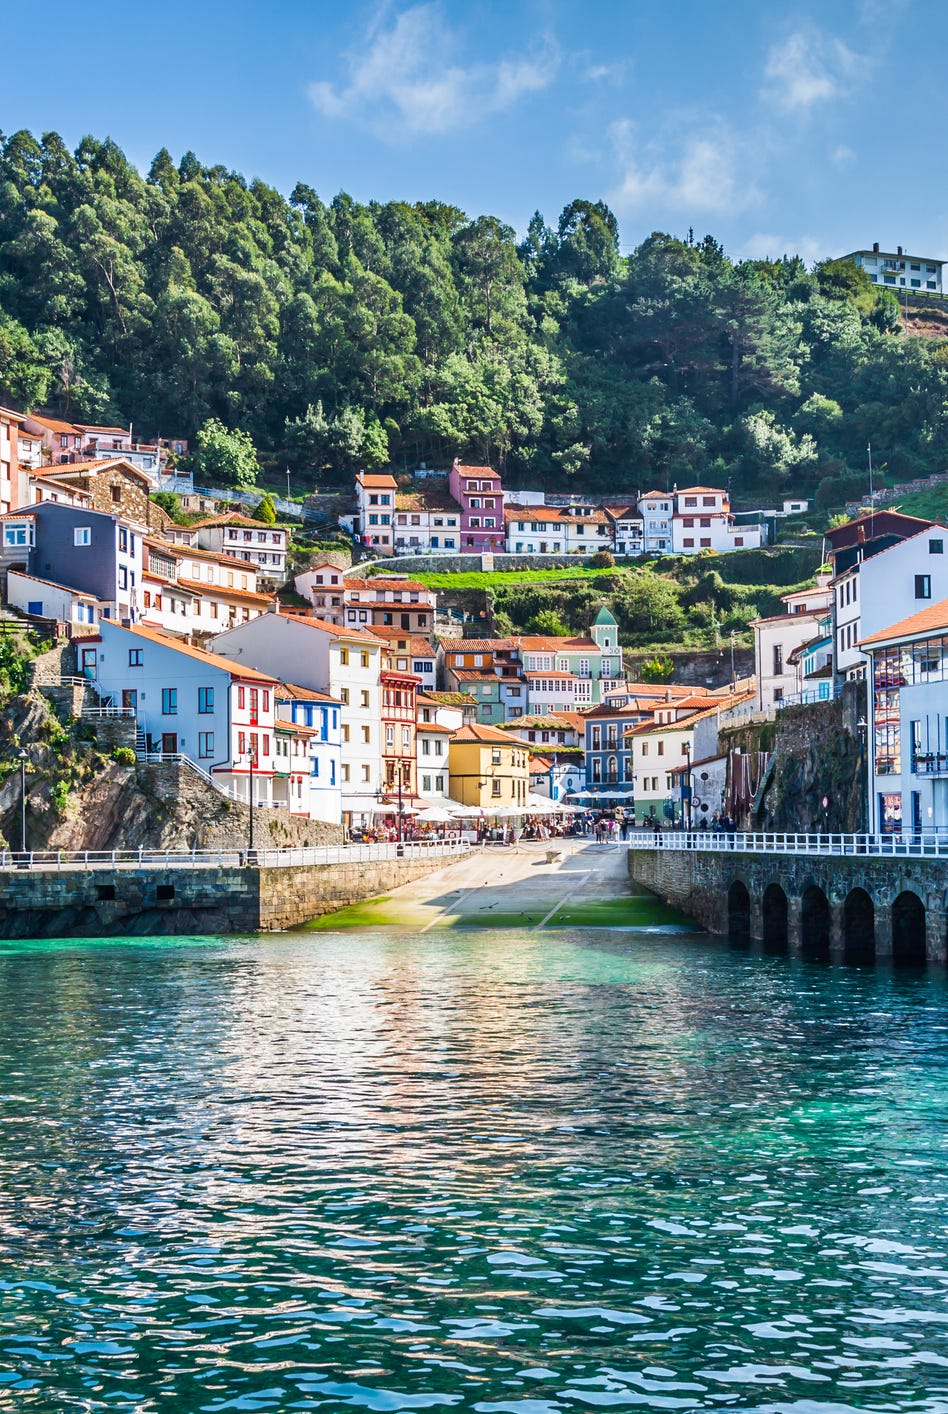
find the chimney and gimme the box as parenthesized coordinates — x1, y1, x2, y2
(873, 241, 879, 253)
(898, 245, 903, 256)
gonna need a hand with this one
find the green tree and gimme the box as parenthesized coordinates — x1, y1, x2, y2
(526, 609, 570, 636)
(192, 417, 259, 489)
(253, 492, 276, 524)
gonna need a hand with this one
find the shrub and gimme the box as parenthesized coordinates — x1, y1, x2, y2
(641, 654, 675, 684)
(588, 549, 615, 568)
(112, 746, 137, 766)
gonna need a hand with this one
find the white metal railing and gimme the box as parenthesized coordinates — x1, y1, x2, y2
(627, 830, 948, 859)
(82, 705, 136, 718)
(0, 839, 470, 871)
(38, 675, 94, 690)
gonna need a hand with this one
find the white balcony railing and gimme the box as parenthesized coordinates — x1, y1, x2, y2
(0, 839, 471, 872)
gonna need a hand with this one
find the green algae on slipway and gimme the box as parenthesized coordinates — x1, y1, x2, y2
(306, 891, 690, 930)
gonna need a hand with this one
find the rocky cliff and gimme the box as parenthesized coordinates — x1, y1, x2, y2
(723, 682, 868, 833)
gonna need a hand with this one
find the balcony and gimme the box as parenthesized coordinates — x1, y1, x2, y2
(914, 753, 948, 776)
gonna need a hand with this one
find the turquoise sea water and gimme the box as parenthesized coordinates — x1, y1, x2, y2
(0, 929, 947, 1411)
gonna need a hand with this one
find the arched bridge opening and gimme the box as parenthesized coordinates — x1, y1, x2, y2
(892, 891, 926, 965)
(801, 884, 831, 960)
(762, 883, 788, 954)
(727, 880, 751, 945)
(843, 888, 875, 964)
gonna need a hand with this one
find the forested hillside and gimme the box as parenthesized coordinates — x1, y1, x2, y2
(1, 127, 946, 506)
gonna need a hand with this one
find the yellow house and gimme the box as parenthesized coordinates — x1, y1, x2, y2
(448, 723, 531, 809)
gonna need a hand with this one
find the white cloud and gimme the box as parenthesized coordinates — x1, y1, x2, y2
(831, 144, 855, 166)
(608, 119, 760, 218)
(309, 4, 558, 140)
(762, 26, 866, 113)
(739, 232, 827, 264)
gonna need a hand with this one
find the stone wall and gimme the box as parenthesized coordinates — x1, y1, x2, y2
(0, 848, 470, 937)
(629, 845, 948, 963)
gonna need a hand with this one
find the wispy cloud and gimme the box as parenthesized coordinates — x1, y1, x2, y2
(607, 119, 760, 218)
(309, 3, 558, 140)
(740, 232, 826, 264)
(762, 26, 866, 113)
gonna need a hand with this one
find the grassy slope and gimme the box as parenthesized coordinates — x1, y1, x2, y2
(886, 484, 948, 523)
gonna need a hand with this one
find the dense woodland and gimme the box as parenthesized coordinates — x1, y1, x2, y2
(0, 128, 946, 506)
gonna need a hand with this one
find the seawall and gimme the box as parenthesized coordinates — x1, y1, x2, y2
(0, 849, 469, 938)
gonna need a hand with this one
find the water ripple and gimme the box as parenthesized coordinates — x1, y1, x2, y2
(0, 931, 944, 1410)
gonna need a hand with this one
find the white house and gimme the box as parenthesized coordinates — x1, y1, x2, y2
(6, 569, 105, 629)
(670, 486, 762, 554)
(294, 560, 347, 622)
(394, 486, 462, 553)
(603, 504, 644, 557)
(274, 683, 343, 824)
(639, 492, 673, 553)
(370, 628, 437, 691)
(750, 578, 834, 710)
(845, 243, 945, 295)
(192, 514, 289, 585)
(140, 537, 274, 638)
(354, 470, 397, 552)
(833, 524, 948, 681)
(861, 599, 948, 837)
(504, 505, 567, 555)
(88, 620, 279, 805)
(210, 611, 384, 826)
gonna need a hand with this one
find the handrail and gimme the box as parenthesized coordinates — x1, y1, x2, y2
(627, 830, 948, 859)
(0, 839, 471, 871)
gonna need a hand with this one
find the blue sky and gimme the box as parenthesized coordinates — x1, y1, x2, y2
(3, 0, 945, 263)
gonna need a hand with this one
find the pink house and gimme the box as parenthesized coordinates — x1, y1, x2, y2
(447, 459, 505, 553)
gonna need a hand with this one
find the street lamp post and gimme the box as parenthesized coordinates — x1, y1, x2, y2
(681, 742, 691, 831)
(246, 741, 257, 855)
(18, 749, 27, 854)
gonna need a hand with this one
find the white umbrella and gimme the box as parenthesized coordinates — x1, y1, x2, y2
(416, 804, 457, 823)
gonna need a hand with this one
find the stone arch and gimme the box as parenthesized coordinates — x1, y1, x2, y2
(892, 890, 926, 965)
(843, 888, 875, 963)
(727, 880, 751, 945)
(762, 882, 788, 954)
(800, 883, 831, 959)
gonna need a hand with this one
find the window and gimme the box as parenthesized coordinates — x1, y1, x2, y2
(237, 686, 245, 709)
(916, 575, 932, 600)
(339, 647, 349, 666)
(118, 566, 128, 590)
(361, 652, 369, 668)
(773, 644, 783, 675)
(74, 527, 91, 546)
(198, 732, 215, 759)
(129, 649, 143, 666)
(491, 779, 501, 797)
(198, 686, 214, 713)
(362, 725, 370, 742)
(161, 688, 177, 715)
(931, 540, 944, 555)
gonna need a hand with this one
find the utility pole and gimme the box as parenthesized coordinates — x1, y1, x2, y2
(285, 466, 291, 501)
(18, 749, 27, 853)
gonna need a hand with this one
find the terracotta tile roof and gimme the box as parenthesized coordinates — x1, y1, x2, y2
(517, 635, 599, 651)
(450, 669, 501, 683)
(860, 598, 948, 646)
(499, 713, 585, 731)
(105, 621, 278, 682)
(344, 578, 431, 593)
(523, 670, 575, 679)
(369, 628, 436, 654)
(356, 472, 398, 488)
(76, 424, 130, 436)
(395, 489, 461, 512)
(176, 577, 273, 607)
(416, 721, 454, 734)
(674, 486, 727, 495)
(439, 638, 518, 653)
(451, 723, 521, 745)
(456, 464, 501, 479)
(277, 612, 382, 645)
(6, 570, 101, 600)
(276, 682, 340, 704)
(27, 414, 81, 435)
(504, 505, 568, 524)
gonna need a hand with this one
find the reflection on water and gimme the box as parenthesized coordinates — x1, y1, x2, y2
(0, 929, 946, 1410)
